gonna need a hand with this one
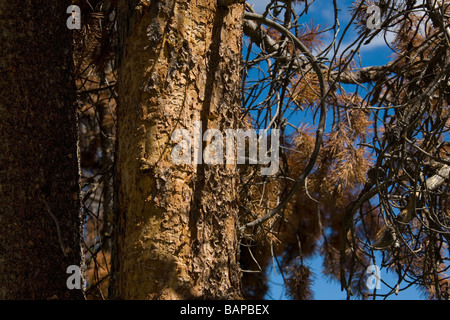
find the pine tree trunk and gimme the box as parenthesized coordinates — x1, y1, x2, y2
(111, 0, 244, 299)
(0, 2, 83, 299)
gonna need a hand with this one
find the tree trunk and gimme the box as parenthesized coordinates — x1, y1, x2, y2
(111, 0, 244, 299)
(0, 2, 83, 299)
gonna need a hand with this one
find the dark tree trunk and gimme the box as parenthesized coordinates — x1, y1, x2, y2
(0, 1, 84, 299)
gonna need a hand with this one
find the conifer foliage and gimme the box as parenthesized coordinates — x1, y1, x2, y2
(4, 0, 447, 300)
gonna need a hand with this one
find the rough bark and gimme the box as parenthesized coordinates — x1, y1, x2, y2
(111, 0, 244, 299)
(0, 2, 83, 299)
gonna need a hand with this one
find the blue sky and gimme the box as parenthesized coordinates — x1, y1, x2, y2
(245, 0, 424, 300)
(265, 253, 426, 300)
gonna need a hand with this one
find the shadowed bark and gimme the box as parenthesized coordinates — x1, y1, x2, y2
(0, 1, 83, 299)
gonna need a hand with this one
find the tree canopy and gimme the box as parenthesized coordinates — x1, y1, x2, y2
(49, 0, 450, 300)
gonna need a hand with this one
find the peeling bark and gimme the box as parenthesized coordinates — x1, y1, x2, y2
(111, 0, 244, 299)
